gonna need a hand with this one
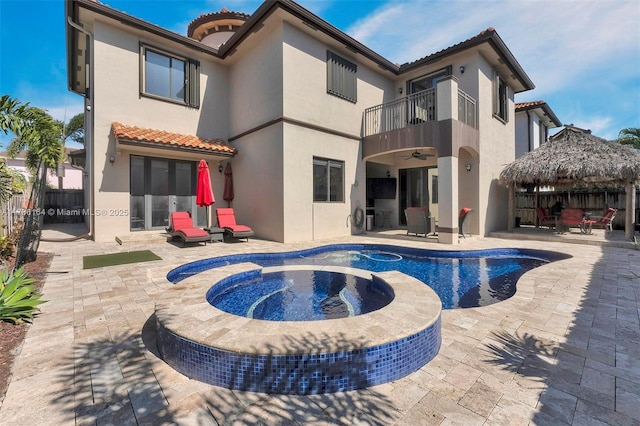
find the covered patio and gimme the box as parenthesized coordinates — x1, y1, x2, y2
(500, 126, 640, 241)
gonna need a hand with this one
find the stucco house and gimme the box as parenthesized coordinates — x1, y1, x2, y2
(66, 0, 537, 244)
(514, 100, 562, 158)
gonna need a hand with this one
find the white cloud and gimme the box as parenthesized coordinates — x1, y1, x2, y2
(346, 1, 640, 94)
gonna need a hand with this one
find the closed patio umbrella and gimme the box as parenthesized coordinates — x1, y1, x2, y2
(223, 162, 234, 207)
(196, 160, 215, 227)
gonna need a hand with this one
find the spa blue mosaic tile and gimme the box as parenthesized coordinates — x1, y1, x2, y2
(156, 315, 441, 395)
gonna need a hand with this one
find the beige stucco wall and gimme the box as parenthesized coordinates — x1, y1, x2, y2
(229, 124, 284, 242)
(476, 53, 515, 235)
(90, 19, 232, 242)
(282, 23, 392, 136)
(228, 24, 283, 135)
(281, 123, 362, 242)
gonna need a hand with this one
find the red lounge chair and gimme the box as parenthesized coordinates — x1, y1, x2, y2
(167, 212, 210, 246)
(592, 208, 617, 233)
(536, 207, 556, 229)
(216, 208, 255, 241)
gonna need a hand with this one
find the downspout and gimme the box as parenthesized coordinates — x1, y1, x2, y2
(526, 110, 532, 152)
(67, 16, 94, 240)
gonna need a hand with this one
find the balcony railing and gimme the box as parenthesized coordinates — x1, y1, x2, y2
(363, 87, 477, 137)
(458, 89, 477, 129)
(363, 88, 436, 137)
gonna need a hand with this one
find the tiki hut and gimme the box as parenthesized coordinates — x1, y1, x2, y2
(500, 126, 640, 239)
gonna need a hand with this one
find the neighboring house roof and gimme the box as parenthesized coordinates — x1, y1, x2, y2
(111, 123, 237, 156)
(67, 0, 534, 92)
(515, 100, 562, 128)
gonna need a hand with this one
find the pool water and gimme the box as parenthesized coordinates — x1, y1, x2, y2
(206, 270, 393, 321)
(168, 244, 570, 309)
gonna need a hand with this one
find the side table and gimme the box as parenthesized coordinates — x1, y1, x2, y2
(204, 227, 225, 242)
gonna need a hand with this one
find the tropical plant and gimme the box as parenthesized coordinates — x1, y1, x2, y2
(0, 267, 45, 323)
(64, 113, 84, 145)
(617, 127, 640, 150)
(0, 224, 21, 263)
(0, 163, 13, 203)
(7, 106, 64, 172)
(0, 95, 35, 136)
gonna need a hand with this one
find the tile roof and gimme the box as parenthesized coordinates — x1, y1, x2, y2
(515, 100, 547, 110)
(112, 123, 236, 155)
(400, 28, 496, 70)
(514, 100, 562, 127)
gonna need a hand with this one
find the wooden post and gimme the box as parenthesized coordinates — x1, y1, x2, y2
(508, 183, 514, 232)
(535, 184, 540, 228)
(626, 181, 636, 241)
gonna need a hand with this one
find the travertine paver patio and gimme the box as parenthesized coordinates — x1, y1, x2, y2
(1, 231, 639, 425)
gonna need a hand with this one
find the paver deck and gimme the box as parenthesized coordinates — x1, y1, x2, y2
(1, 229, 639, 425)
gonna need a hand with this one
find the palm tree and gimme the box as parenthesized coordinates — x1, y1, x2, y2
(0, 95, 37, 202)
(7, 106, 64, 172)
(617, 127, 640, 150)
(63, 113, 84, 146)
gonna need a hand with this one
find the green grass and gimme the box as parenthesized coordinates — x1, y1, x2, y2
(83, 250, 162, 269)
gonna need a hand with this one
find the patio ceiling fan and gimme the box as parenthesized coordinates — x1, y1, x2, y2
(403, 150, 434, 160)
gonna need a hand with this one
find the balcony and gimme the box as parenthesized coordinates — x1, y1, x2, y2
(363, 87, 477, 138)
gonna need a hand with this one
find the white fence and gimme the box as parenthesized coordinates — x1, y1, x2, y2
(0, 194, 26, 237)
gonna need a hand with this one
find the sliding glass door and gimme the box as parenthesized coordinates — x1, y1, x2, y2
(398, 166, 438, 225)
(130, 155, 202, 231)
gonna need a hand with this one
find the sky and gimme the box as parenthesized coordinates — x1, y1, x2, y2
(1, 0, 639, 148)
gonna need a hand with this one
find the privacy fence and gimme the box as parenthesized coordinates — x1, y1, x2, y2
(516, 188, 640, 229)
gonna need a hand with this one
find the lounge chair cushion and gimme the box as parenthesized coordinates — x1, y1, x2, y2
(168, 212, 209, 245)
(216, 208, 255, 239)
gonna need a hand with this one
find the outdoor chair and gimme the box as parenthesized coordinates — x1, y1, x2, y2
(591, 208, 617, 233)
(459, 208, 473, 238)
(216, 208, 255, 241)
(404, 207, 434, 237)
(166, 212, 210, 246)
(536, 207, 557, 229)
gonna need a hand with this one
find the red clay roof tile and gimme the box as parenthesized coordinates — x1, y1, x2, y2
(112, 122, 236, 155)
(515, 100, 546, 110)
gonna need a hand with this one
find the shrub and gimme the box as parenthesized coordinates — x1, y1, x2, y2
(0, 267, 45, 323)
(0, 223, 21, 263)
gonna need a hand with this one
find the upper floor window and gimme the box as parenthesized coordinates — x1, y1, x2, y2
(493, 73, 508, 122)
(313, 157, 344, 202)
(140, 45, 200, 108)
(408, 67, 450, 94)
(327, 51, 357, 103)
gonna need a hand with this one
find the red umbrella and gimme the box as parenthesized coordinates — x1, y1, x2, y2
(196, 160, 214, 226)
(223, 162, 234, 207)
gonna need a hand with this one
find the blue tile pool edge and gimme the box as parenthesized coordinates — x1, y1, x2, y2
(156, 314, 442, 395)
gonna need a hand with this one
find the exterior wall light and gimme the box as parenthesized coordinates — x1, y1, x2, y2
(459, 65, 465, 74)
(398, 87, 403, 95)
(109, 155, 115, 164)
(465, 163, 472, 172)
(218, 162, 224, 173)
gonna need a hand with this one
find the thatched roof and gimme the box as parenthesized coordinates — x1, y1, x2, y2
(500, 127, 640, 185)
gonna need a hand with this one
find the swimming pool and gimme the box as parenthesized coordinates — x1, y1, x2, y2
(167, 244, 570, 309)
